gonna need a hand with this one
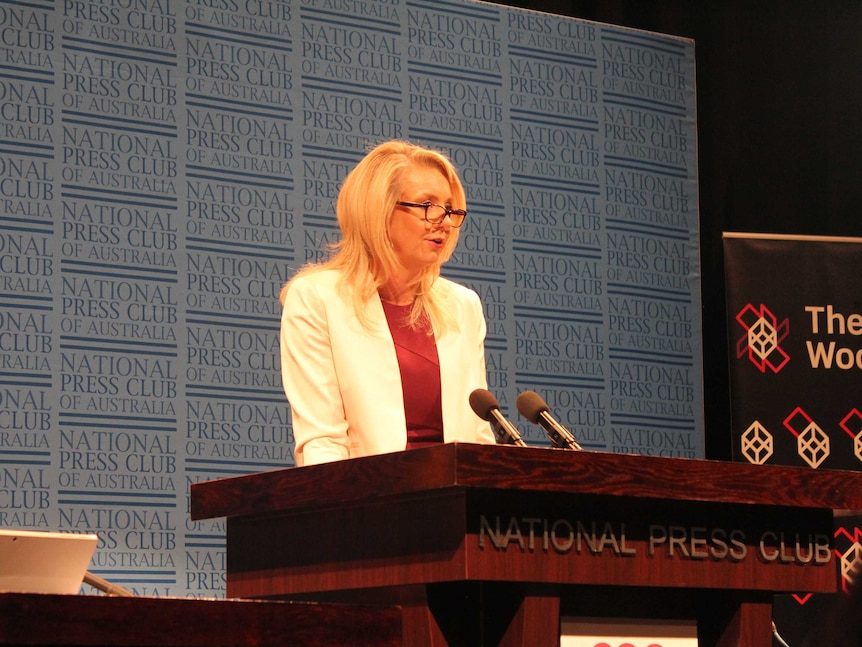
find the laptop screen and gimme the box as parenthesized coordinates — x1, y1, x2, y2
(0, 529, 98, 594)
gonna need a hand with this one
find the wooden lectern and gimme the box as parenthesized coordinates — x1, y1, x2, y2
(191, 443, 862, 647)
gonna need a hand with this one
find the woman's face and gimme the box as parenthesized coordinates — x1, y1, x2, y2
(389, 163, 456, 277)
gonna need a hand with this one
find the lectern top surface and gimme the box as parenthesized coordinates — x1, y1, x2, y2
(190, 443, 862, 521)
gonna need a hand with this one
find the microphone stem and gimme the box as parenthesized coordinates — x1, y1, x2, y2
(539, 412, 582, 451)
(490, 409, 527, 447)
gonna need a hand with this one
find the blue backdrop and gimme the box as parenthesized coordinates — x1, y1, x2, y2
(0, 0, 700, 597)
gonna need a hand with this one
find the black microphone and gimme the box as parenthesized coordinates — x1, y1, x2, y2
(469, 389, 528, 447)
(516, 390, 582, 451)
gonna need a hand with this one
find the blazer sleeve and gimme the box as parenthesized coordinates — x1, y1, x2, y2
(280, 275, 350, 465)
(465, 287, 497, 444)
(438, 281, 497, 445)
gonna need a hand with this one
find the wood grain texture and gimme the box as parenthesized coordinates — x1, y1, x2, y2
(191, 443, 862, 520)
(0, 593, 401, 647)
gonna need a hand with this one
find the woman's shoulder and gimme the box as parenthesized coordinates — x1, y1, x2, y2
(283, 266, 348, 303)
(289, 266, 344, 289)
(432, 277, 483, 317)
(434, 276, 480, 301)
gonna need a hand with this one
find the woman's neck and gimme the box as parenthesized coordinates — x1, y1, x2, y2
(379, 278, 419, 306)
(379, 289, 415, 306)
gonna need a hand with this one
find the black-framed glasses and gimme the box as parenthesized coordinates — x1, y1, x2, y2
(396, 201, 467, 227)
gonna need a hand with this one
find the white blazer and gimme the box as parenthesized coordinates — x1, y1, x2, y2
(280, 268, 496, 466)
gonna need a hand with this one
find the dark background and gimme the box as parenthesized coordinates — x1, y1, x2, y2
(497, 0, 862, 461)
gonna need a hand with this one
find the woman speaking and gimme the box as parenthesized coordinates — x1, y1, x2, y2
(279, 140, 496, 466)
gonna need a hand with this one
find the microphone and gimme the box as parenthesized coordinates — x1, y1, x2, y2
(516, 390, 582, 451)
(469, 389, 528, 447)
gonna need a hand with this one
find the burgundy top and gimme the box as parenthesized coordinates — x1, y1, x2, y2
(381, 301, 444, 449)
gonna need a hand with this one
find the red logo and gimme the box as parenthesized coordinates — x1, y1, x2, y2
(735, 304, 790, 373)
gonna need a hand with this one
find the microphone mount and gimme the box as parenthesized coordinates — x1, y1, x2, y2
(516, 390, 582, 451)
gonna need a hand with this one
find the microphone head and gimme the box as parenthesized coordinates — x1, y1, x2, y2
(469, 388, 500, 421)
(515, 390, 550, 424)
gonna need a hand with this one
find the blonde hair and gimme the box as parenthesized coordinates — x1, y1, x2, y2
(279, 140, 466, 334)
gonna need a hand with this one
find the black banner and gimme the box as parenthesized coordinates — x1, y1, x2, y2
(723, 232, 862, 646)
